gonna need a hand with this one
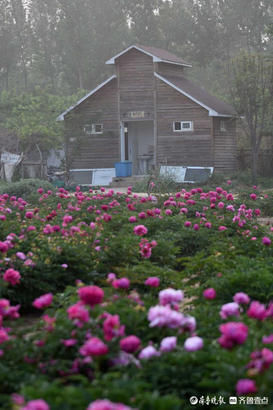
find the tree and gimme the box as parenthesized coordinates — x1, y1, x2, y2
(9, 0, 32, 89)
(0, 88, 86, 158)
(229, 52, 273, 182)
(28, 0, 60, 90)
(0, 0, 19, 90)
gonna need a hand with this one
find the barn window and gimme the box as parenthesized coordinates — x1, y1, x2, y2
(173, 121, 193, 132)
(220, 120, 227, 132)
(84, 124, 103, 135)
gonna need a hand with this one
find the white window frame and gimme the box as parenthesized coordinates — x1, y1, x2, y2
(84, 123, 103, 135)
(173, 121, 193, 132)
(220, 120, 227, 132)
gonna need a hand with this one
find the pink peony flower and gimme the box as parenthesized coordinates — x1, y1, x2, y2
(262, 334, 273, 344)
(203, 288, 216, 300)
(120, 335, 141, 353)
(87, 400, 131, 410)
(107, 273, 116, 283)
(133, 224, 148, 236)
(112, 278, 130, 290)
(233, 292, 250, 305)
(236, 379, 257, 395)
(184, 221, 192, 228)
(0, 328, 9, 344)
(63, 215, 73, 224)
(16, 252, 26, 260)
(159, 288, 184, 306)
(62, 338, 77, 347)
(145, 277, 160, 287)
(22, 399, 50, 410)
(218, 322, 248, 349)
(250, 193, 257, 200)
(0, 241, 9, 253)
(33, 293, 53, 309)
(247, 301, 267, 320)
(184, 336, 203, 352)
(103, 314, 124, 341)
(128, 216, 137, 223)
(11, 394, 25, 405)
(247, 348, 273, 372)
(148, 305, 184, 328)
(218, 225, 227, 231)
(180, 208, 188, 214)
(3, 268, 21, 286)
(43, 315, 56, 332)
(78, 286, 104, 307)
(182, 316, 196, 333)
(138, 345, 160, 360)
(160, 336, 177, 352)
(67, 302, 89, 324)
(80, 337, 108, 357)
(262, 236, 271, 246)
(220, 302, 240, 319)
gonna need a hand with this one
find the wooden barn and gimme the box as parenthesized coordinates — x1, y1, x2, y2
(58, 45, 237, 185)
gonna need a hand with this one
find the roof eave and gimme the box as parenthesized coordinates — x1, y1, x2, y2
(158, 59, 192, 68)
(208, 111, 235, 117)
(57, 75, 117, 121)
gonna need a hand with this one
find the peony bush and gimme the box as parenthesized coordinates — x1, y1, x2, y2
(0, 183, 273, 409)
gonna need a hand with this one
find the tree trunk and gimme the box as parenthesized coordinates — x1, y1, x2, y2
(78, 67, 83, 89)
(36, 143, 44, 179)
(251, 147, 258, 184)
(6, 68, 9, 90)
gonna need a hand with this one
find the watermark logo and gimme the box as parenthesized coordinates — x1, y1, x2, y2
(189, 397, 198, 405)
(188, 395, 269, 406)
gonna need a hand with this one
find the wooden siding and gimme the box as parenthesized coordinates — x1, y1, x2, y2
(155, 62, 185, 77)
(156, 78, 213, 166)
(213, 118, 237, 173)
(117, 48, 154, 120)
(65, 79, 120, 169)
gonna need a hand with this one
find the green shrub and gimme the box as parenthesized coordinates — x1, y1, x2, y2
(0, 179, 54, 201)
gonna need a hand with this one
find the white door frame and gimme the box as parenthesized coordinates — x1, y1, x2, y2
(120, 121, 125, 162)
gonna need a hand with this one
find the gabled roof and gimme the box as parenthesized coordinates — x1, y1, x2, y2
(155, 72, 237, 117)
(57, 75, 117, 121)
(105, 44, 192, 67)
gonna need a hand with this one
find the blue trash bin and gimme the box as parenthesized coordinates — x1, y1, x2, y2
(115, 161, 132, 177)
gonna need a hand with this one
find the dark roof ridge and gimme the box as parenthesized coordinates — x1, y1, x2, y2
(106, 44, 192, 67)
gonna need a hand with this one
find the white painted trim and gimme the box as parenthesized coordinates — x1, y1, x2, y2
(84, 124, 103, 135)
(211, 113, 234, 117)
(120, 122, 125, 161)
(57, 75, 117, 121)
(154, 72, 234, 117)
(105, 45, 192, 67)
(185, 166, 214, 171)
(173, 121, 193, 132)
(70, 169, 94, 172)
(70, 168, 115, 172)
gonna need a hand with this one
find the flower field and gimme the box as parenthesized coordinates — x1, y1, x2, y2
(0, 182, 273, 409)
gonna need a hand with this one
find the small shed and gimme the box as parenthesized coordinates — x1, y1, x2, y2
(58, 44, 238, 183)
